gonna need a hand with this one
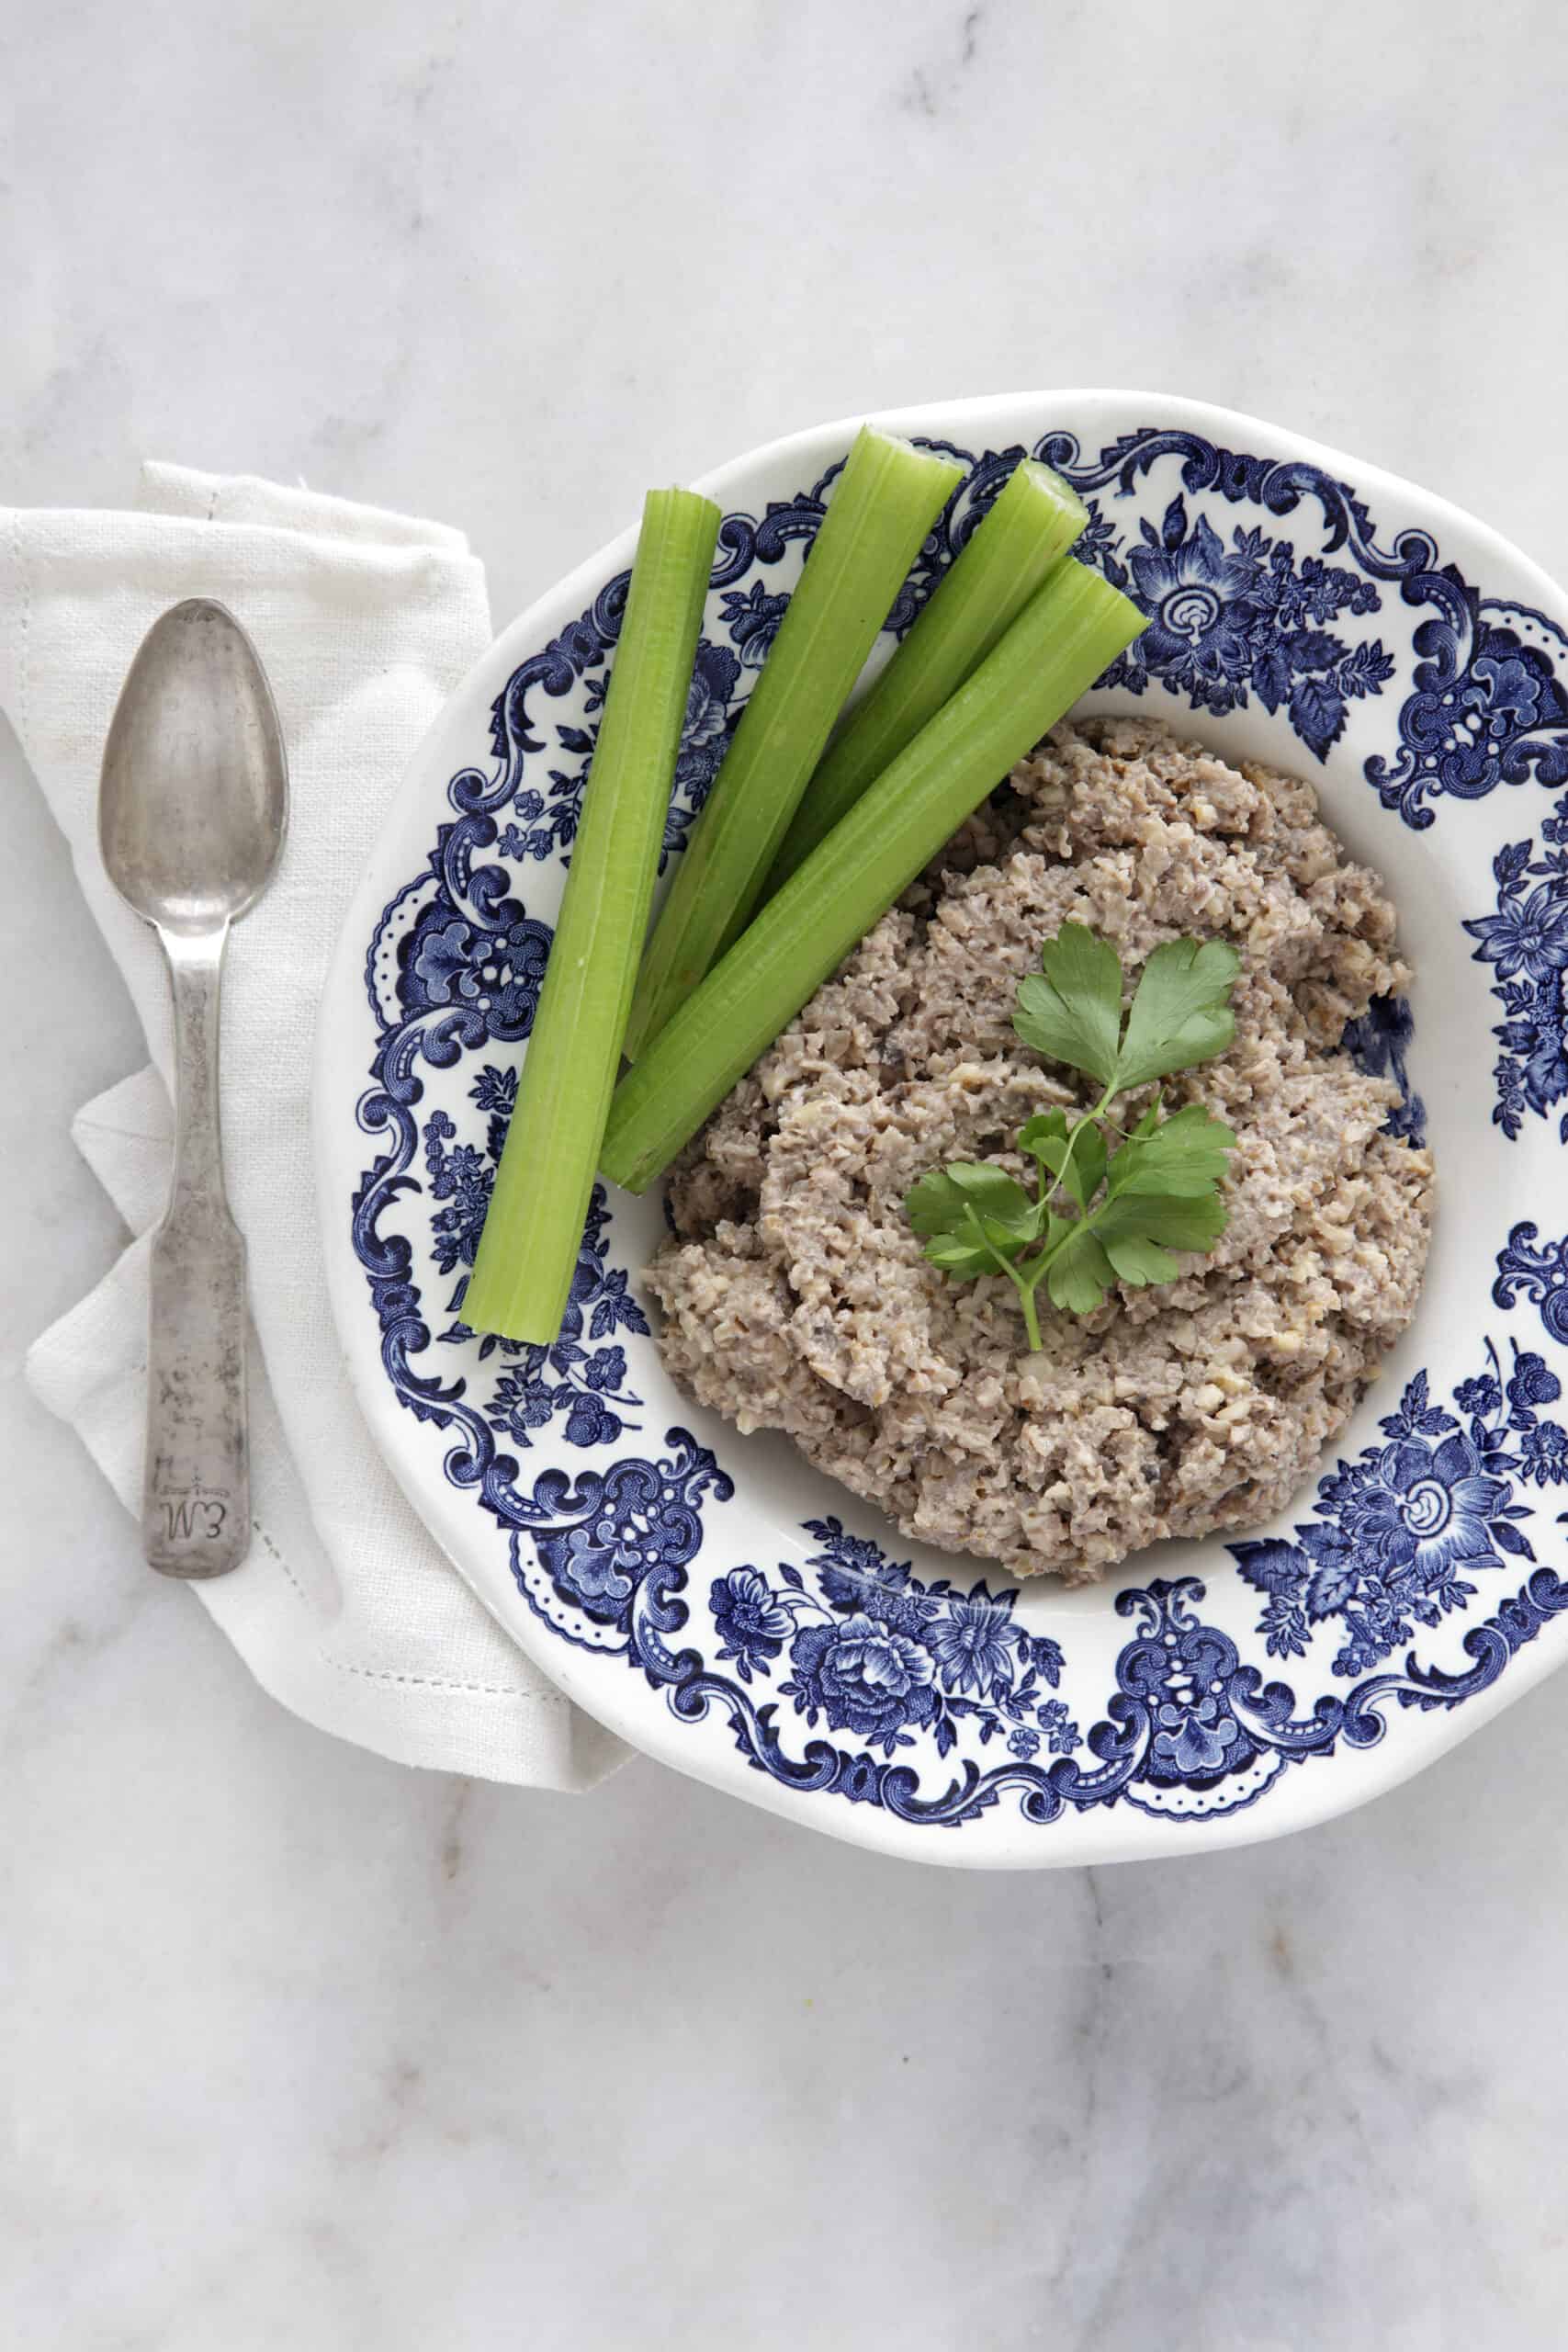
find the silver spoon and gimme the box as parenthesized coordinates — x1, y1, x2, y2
(99, 600, 288, 1577)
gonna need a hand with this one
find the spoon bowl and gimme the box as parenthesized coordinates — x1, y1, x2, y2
(100, 598, 287, 933)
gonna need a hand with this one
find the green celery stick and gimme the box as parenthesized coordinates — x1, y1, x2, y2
(622, 424, 964, 1058)
(601, 559, 1145, 1193)
(767, 459, 1087, 888)
(463, 485, 721, 1340)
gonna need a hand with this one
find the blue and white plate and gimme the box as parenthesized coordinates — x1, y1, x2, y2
(313, 392, 1568, 1867)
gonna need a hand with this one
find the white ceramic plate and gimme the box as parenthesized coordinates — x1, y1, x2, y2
(314, 392, 1568, 1866)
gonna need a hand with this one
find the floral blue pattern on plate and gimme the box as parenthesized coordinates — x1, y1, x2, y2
(315, 392, 1568, 1867)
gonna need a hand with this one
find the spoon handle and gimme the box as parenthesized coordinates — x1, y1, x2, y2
(143, 926, 251, 1577)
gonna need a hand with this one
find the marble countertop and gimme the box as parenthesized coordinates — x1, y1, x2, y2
(6, 3, 1568, 2344)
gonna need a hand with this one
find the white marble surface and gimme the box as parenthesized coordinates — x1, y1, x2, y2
(6, 3, 1568, 2344)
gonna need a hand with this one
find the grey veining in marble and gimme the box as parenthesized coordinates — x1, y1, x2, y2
(5, 2, 1568, 2345)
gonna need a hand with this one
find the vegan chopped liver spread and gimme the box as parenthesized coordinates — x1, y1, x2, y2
(646, 718, 1434, 1581)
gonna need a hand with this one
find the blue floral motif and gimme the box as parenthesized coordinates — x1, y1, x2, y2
(378, 425, 1568, 951)
(709, 1567, 794, 1679)
(925, 1593, 1017, 1698)
(1473, 876, 1568, 985)
(474, 1190, 644, 1448)
(662, 641, 742, 863)
(1463, 833, 1568, 1137)
(460, 589, 631, 871)
(469, 1063, 516, 1161)
(1522, 1421, 1568, 1484)
(521, 1494, 1083, 1775)
(490, 635, 750, 875)
(719, 581, 789, 668)
(496, 795, 550, 864)
(1231, 1352, 1555, 1674)
(421, 1067, 535, 1286)
(502, 1437, 1568, 1826)
(416, 1069, 645, 1427)
(1340, 993, 1427, 1146)
(1039, 425, 1568, 823)
(676, 1520, 1074, 1761)
(779, 1519, 1069, 1761)
(1093, 495, 1392, 755)
(447, 463, 870, 876)
(1509, 1347, 1562, 1407)
(422, 1111, 492, 1280)
(812, 1524, 917, 1620)
(1035, 1698, 1078, 1756)
(784, 1613, 941, 1750)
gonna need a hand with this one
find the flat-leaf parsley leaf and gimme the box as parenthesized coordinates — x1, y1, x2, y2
(906, 923, 1240, 1345)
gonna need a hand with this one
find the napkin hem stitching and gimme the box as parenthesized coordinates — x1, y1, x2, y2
(320, 1657, 572, 1704)
(252, 1525, 558, 1703)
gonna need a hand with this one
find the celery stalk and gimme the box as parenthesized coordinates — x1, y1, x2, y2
(622, 425, 964, 1059)
(600, 559, 1144, 1193)
(463, 486, 721, 1340)
(766, 458, 1086, 888)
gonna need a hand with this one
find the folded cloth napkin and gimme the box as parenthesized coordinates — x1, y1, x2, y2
(13, 464, 628, 1789)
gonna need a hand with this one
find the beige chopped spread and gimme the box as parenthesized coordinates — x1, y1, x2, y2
(645, 718, 1435, 1581)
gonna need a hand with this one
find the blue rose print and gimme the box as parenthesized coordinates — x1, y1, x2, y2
(694, 1521, 1070, 1761)
(784, 1612, 940, 1750)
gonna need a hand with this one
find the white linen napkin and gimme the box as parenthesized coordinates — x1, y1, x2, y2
(13, 464, 628, 1789)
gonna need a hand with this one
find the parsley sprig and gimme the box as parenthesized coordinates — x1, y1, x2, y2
(906, 923, 1240, 1347)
